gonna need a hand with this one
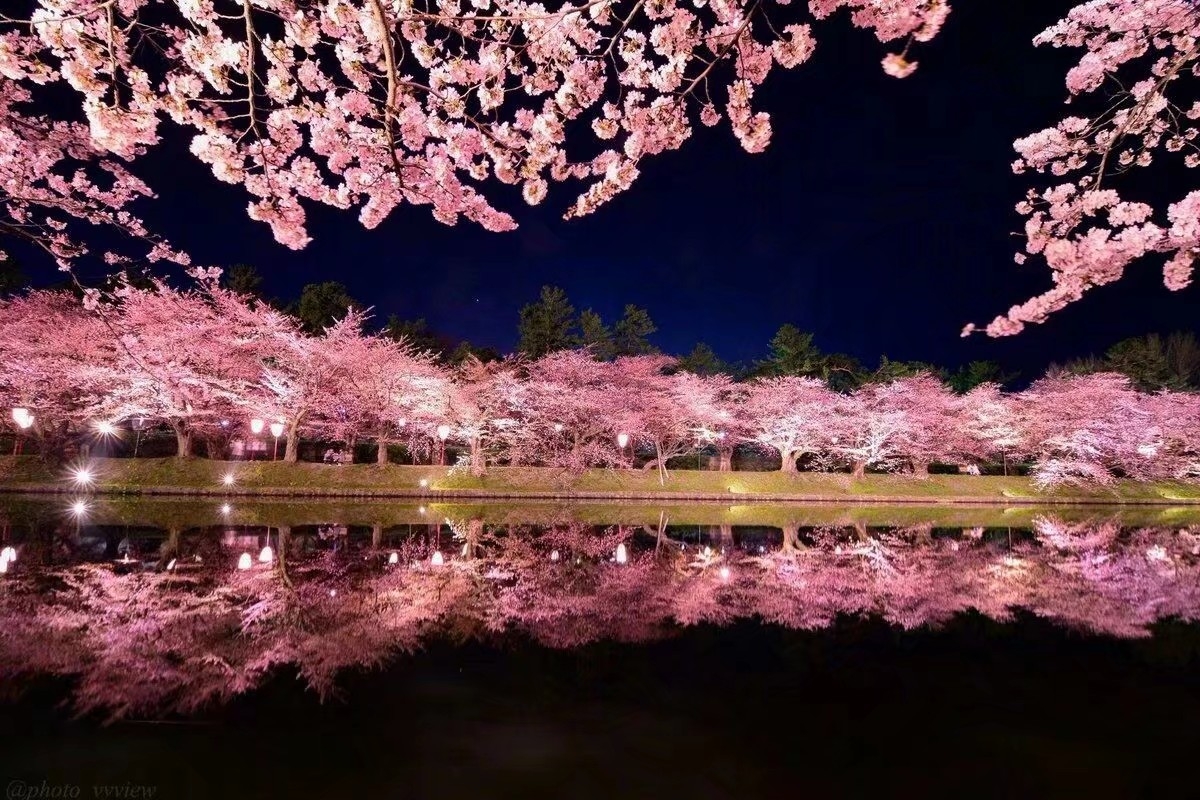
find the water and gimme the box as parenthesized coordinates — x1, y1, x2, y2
(1, 496, 1199, 797)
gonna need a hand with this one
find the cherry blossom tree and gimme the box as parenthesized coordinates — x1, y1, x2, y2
(94, 279, 288, 457)
(0, 289, 117, 457)
(519, 350, 624, 470)
(672, 371, 749, 471)
(830, 381, 911, 477)
(877, 373, 971, 475)
(742, 376, 838, 472)
(443, 355, 526, 476)
(969, 1, 1200, 336)
(608, 355, 691, 484)
(0, 0, 949, 261)
(960, 382, 1028, 474)
(1018, 372, 1158, 487)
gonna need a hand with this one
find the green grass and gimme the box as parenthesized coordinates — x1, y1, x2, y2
(0, 455, 1197, 506)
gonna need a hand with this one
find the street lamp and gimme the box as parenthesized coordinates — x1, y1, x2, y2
(617, 432, 631, 467)
(436, 424, 451, 466)
(269, 421, 284, 460)
(11, 408, 33, 455)
(249, 418, 264, 461)
(129, 417, 148, 457)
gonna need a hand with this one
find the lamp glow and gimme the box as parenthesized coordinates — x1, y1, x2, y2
(419, 479, 429, 488)
(388, 551, 399, 565)
(615, 543, 628, 564)
(1, 546, 15, 563)
(617, 433, 629, 449)
(70, 466, 94, 487)
(237, 552, 252, 570)
(166, 558, 177, 571)
(550, 549, 560, 562)
(269, 421, 284, 438)
(15, 414, 33, 431)
(436, 424, 451, 441)
(70, 500, 88, 517)
(553, 423, 564, 433)
(222, 473, 236, 486)
(0, 559, 7, 574)
(258, 545, 274, 563)
(11, 408, 30, 425)
(719, 566, 731, 581)
(94, 420, 117, 436)
(220, 503, 232, 515)
(418, 505, 426, 514)
(397, 418, 407, 428)
(249, 418, 265, 435)
(430, 550, 444, 566)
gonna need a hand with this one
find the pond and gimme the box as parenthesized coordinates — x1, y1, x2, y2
(1, 496, 1199, 797)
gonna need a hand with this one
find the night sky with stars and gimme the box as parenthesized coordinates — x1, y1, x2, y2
(25, 0, 1199, 378)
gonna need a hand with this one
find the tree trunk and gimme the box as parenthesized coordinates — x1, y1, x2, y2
(376, 440, 389, 465)
(655, 439, 666, 486)
(173, 424, 193, 458)
(851, 460, 867, 478)
(911, 460, 929, 477)
(470, 435, 486, 476)
(718, 446, 733, 472)
(284, 420, 301, 463)
(780, 451, 798, 472)
(371, 523, 382, 549)
(781, 524, 806, 554)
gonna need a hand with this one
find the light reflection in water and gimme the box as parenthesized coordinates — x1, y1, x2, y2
(0, 505, 1198, 720)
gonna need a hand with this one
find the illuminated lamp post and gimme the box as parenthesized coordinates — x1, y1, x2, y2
(249, 418, 265, 461)
(269, 421, 284, 461)
(617, 432, 631, 468)
(11, 408, 33, 455)
(436, 424, 451, 466)
(130, 417, 147, 457)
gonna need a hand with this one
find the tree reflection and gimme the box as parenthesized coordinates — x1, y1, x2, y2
(1, 517, 1198, 720)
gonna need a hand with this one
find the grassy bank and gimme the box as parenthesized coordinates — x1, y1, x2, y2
(0, 455, 1198, 505)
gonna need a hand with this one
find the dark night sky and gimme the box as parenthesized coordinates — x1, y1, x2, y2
(28, 0, 1199, 376)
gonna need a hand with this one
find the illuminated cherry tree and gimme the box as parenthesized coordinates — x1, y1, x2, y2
(742, 376, 838, 472)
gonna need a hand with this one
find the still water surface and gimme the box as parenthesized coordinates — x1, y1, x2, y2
(1, 497, 1198, 797)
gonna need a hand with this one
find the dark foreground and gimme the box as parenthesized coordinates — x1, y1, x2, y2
(3, 618, 1199, 800)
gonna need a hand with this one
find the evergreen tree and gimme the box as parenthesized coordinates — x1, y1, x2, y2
(517, 285, 576, 358)
(612, 304, 657, 355)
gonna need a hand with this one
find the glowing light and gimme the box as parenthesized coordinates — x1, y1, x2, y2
(388, 551, 399, 565)
(11, 408, 30, 425)
(166, 558, 177, 572)
(397, 418, 407, 428)
(550, 549, 560, 562)
(249, 418, 265, 435)
(1, 546, 16, 563)
(418, 505, 426, 514)
(437, 424, 451, 441)
(70, 466, 94, 487)
(258, 545, 274, 563)
(94, 420, 117, 436)
(553, 423, 564, 433)
(70, 500, 88, 517)
(0, 559, 7, 574)
(615, 543, 628, 564)
(15, 414, 33, 430)
(220, 503, 232, 515)
(419, 479, 429, 488)
(237, 552, 252, 570)
(269, 421, 284, 438)
(329, 589, 337, 597)
(222, 473, 236, 486)
(219, 419, 229, 428)
(617, 432, 629, 449)
(431, 550, 444, 566)
(719, 566, 731, 581)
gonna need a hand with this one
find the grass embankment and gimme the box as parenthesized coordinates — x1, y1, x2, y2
(0, 455, 1198, 510)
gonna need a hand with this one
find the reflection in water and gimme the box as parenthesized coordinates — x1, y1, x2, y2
(1, 508, 1199, 719)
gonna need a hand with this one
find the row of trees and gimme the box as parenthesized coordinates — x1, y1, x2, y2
(1, 280, 1198, 487)
(219, 273, 1200, 393)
